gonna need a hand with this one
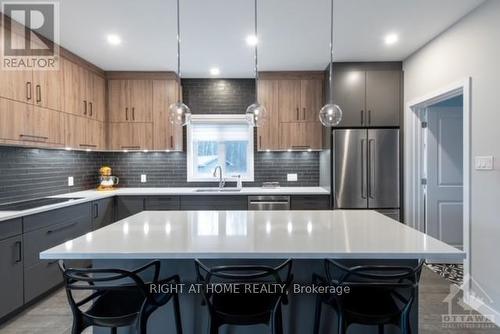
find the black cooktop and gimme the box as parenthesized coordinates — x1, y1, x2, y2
(0, 197, 83, 211)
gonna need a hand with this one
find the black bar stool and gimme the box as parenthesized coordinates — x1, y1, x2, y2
(195, 259, 293, 334)
(312, 260, 424, 334)
(59, 260, 183, 334)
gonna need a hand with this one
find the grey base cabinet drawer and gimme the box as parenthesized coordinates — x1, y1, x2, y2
(115, 196, 145, 221)
(24, 260, 61, 303)
(23, 213, 92, 268)
(145, 196, 180, 210)
(291, 195, 331, 210)
(0, 235, 23, 318)
(23, 203, 91, 233)
(180, 196, 247, 210)
(0, 218, 22, 241)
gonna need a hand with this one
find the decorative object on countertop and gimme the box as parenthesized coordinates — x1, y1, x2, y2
(169, 0, 191, 127)
(262, 182, 280, 188)
(319, 0, 343, 127)
(97, 166, 119, 191)
(245, 0, 268, 128)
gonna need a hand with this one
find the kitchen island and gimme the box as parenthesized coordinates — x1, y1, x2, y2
(41, 210, 464, 334)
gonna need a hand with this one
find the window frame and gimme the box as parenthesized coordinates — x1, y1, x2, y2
(186, 114, 254, 182)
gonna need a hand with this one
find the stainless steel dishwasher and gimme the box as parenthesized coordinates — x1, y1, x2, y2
(247, 196, 290, 210)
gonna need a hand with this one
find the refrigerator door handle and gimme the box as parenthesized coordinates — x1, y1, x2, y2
(368, 139, 375, 199)
(361, 139, 367, 199)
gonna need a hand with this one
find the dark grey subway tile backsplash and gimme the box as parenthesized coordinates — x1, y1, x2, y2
(0, 147, 319, 203)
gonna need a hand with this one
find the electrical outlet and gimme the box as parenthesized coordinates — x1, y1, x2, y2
(68, 176, 74, 187)
(475, 156, 494, 170)
(141, 174, 147, 183)
(287, 173, 298, 182)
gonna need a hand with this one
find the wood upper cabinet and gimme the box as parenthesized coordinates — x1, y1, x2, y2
(300, 79, 323, 122)
(32, 68, 63, 111)
(278, 80, 301, 122)
(331, 68, 401, 127)
(108, 80, 152, 122)
(0, 98, 64, 145)
(65, 114, 104, 150)
(279, 122, 322, 150)
(256, 79, 279, 151)
(108, 123, 153, 150)
(63, 58, 105, 120)
(152, 80, 183, 151)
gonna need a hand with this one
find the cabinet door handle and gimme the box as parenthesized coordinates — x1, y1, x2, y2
(125, 107, 129, 120)
(36, 84, 41, 103)
(19, 134, 48, 141)
(121, 145, 141, 149)
(132, 107, 135, 120)
(89, 102, 93, 116)
(93, 203, 99, 219)
(291, 145, 310, 149)
(368, 110, 371, 125)
(296, 107, 299, 120)
(26, 82, 32, 101)
(259, 135, 262, 149)
(360, 110, 364, 126)
(83, 100, 87, 115)
(303, 107, 306, 120)
(79, 144, 97, 148)
(15, 241, 22, 263)
(170, 135, 173, 149)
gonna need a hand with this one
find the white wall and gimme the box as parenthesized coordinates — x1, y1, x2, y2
(403, 0, 500, 315)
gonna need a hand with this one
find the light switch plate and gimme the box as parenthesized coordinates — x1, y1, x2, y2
(141, 174, 147, 183)
(475, 156, 494, 170)
(68, 176, 74, 187)
(287, 173, 298, 182)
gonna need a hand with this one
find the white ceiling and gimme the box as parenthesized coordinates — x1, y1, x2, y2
(15, 0, 485, 77)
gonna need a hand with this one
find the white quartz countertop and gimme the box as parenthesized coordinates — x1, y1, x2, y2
(40, 210, 465, 260)
(0, 187, 329, 222)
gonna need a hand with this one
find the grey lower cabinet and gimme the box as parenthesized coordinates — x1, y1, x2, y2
(144, 196, 180, 210)
(115, 196, 145, 221)
(0, 219, 23, 319)
(180, 195, 248, 210)
(92, 198, 115, 230)
(23, 203, 92, 303)
(290, 195, 331, 210)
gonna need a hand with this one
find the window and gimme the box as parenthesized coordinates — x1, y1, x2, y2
(187, 115, 254, 182)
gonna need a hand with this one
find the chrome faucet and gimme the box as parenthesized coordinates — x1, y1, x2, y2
(213, 165, 225, 189)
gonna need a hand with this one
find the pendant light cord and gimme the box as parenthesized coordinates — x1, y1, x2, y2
(329, 0, 334, 104)
(254, 0, 259, 101)
(176, 0, 182, 101)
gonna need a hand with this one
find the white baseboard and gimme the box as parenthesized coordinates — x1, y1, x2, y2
(466, 293, 500, 327)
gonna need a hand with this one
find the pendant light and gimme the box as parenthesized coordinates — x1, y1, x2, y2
(245, 0, 267, 127)
(319, 0, 342, 127)
(169, 0, 191, 126)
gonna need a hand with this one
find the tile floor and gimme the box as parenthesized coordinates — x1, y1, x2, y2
(0, 268, 498, 334)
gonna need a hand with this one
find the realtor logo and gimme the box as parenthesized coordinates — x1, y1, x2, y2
(1, 1, 59, 70)
(442, 275, 496, 329)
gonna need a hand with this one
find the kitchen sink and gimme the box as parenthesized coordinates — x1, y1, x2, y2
(195, 188, 241, 193)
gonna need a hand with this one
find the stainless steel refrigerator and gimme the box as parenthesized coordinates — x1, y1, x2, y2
(333, 129, 400, 217)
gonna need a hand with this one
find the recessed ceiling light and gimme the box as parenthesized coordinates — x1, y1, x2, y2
(246, 34, 258, 46)
(210, 67, 220, 76)
(106, 34, 122, 46)
(384, 33, 398, 45)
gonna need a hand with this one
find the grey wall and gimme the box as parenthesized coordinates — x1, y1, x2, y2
(0, 147, 101, 203)
(182, 79, 255, 114)
(403, 0, 500, 317)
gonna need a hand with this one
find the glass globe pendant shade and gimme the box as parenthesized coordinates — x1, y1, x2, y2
(245, 102, 267, 127)
(319, 103, 342, 127)
(169, 101, 191, 126)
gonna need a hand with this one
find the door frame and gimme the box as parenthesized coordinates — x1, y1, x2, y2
(404, 77, 471, 289)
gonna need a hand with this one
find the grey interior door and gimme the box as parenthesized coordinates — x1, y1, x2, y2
(426, 105, 463, 249)
(365, 71, 401, 126)
(334, 129, 367, 208)
(332, 70, 366, 127)
(367, 129, 400, 208)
